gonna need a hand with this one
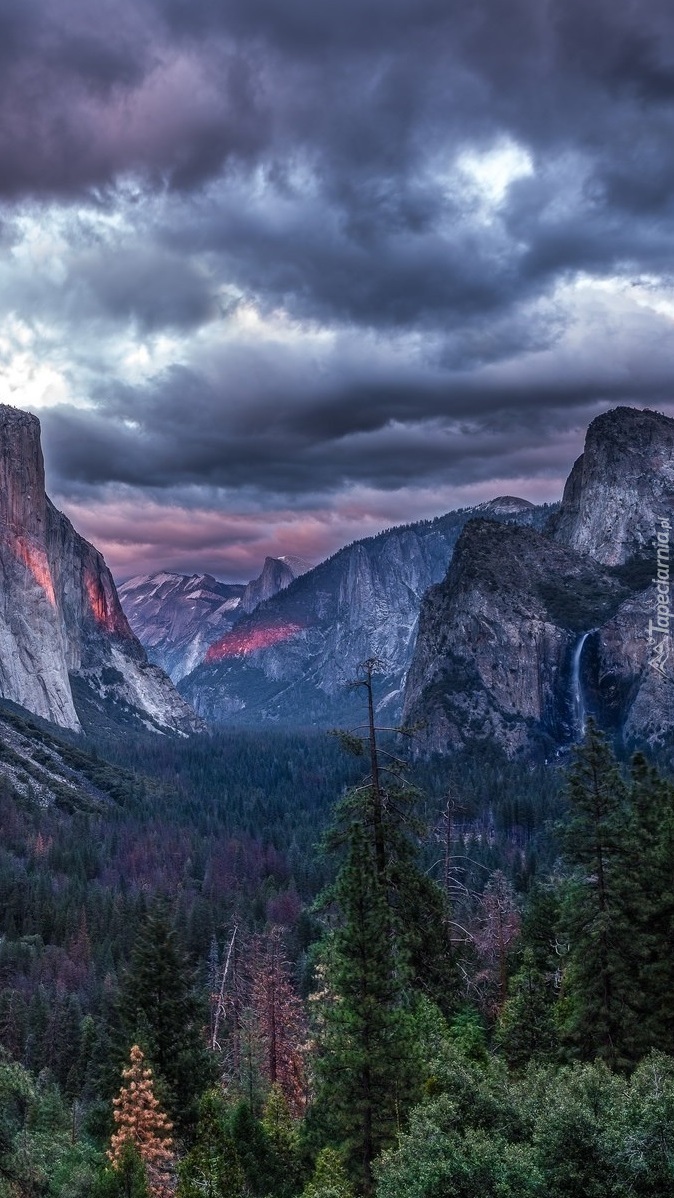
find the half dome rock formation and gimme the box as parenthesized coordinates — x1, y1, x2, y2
(119, 556, 312, 684)
(404, 407, 674, 756)
(0, 405, 202, 735)
(240, 555, 312, 614)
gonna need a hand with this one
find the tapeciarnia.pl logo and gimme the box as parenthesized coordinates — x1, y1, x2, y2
(647, 517, 671, 676)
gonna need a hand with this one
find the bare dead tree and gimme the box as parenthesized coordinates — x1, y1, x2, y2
(210, 925, 238, 1054)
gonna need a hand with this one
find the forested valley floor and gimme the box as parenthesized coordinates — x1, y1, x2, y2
(1, 695, 674, 1197)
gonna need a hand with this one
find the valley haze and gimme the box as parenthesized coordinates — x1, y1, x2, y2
(0, 399, 671, 762)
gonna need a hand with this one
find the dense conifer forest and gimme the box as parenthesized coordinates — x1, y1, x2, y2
(1, 687, 673, 1196)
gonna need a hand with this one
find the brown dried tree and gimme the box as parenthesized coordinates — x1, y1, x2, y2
(109, 1044, 176, 1198)
(250, 928, 310, 1116)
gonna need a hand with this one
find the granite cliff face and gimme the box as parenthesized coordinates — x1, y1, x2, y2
(178, 500, 548, 726)
(404, 407, 674, 756)
(402, 520, 630, 754)
(0, 409, 77, 727)
(0, 405, 202, 735)
(546, 407, 674, 564)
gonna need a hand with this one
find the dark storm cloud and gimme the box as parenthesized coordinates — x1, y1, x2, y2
(0, 0, 673, 337)
(0, 0, 671, 207)
(73, 247, 218, 330)
(0, 1, 266, 197)
(152, 165, 674, 341)
(39, 331, 674, 502)
(4, 0, 674, 582)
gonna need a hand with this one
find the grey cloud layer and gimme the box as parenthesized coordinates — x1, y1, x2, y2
(2, 0, 674, 201)
(2, 0, 674, 572)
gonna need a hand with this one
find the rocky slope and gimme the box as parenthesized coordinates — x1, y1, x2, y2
(404, 407, 674, 756)
(402, 520, 631, 754)
(0, 405, 202, 735)
(120, 573, 245, 682)
(120, 555, 312, 682)
(178, 498, 549, 726)
(0, 700, 114, 814)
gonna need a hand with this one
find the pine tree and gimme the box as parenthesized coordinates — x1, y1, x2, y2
(55, 993, 83, 1094)
(557, 721, 638, 1067)
(330, 658, 458, 1015)
(495, 947, 558, 1068)
(228, 1101, 279, 1197)
(119, 906, 216, 1132)
(23, 985, 49, 1073)
(624, 754, 674, 1056)
(473, 870, 521, 1017)
(69, 1012, 97, 1102)
(108, 1045, 175, 1198)
(177, 1090, 244, 1198)
(261, 1084, 304, 1197)
(494, 886, 561, 1068)
(97, 1141, 150, 1198)
(314, 824, 417, 1196)
(301, 1147, 354, 1198)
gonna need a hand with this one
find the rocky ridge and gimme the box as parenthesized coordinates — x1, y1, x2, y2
(177, 500, 549, 726)
(120, 555, 312, 682)
(403, 407, 674, 755)
(120, 572, 245, 683)
(241, 555, 312, 613)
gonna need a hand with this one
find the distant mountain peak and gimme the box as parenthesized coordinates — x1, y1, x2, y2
(119, 571, 245, 683)
(476, 495, 536, 515)
(278, 554, 313, 575)
(240, 556, 301, 615)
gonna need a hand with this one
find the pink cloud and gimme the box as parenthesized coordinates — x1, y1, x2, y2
(57, 472, 565, 584)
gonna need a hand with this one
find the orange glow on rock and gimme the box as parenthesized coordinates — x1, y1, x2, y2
(14, 537, 56, 606)
(84, 570, 128, 634)
(205, 621, 303, 662)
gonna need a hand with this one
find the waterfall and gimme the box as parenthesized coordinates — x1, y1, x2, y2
(571, 630, 593, 737)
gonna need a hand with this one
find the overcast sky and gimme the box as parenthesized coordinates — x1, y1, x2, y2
(2, 0, 674, 580)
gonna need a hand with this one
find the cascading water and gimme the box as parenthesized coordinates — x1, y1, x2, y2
(571, 630, 594, 737)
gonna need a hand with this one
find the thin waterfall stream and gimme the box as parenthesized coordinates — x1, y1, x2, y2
(571, 630, 595, 737)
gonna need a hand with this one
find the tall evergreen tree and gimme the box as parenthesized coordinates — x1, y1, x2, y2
(228, 1099, 295, 1198)
(250, 930, 309, 1115)
(108, 1045, 174, 1198)
(301, 1148, 354, 1198)
(260, 1084, 305, 1198)
(495, 886, 561, 1068)
(557, 721, 638, 1067)
(314, 823, 417, 1196)
(495, 948, 558, 1069)
(96, 1141, 150, 1198)
(330, 658, 458, 1015)
(119, 906, 216, 1134)
(624, 754, 674, 1056)
(177, 1090, 244, 1198)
